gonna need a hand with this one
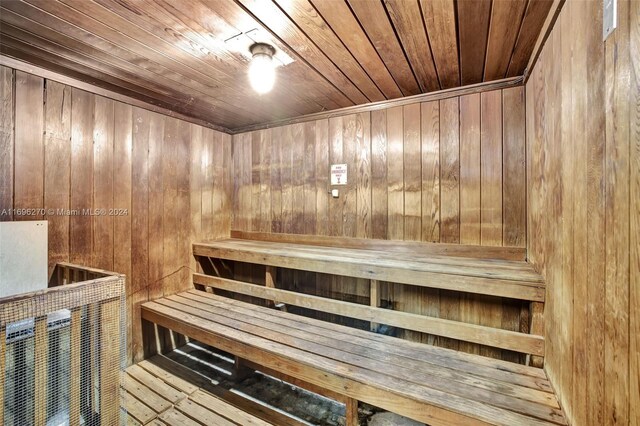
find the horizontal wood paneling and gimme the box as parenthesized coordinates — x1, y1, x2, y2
(231, 87, 529, 361)
(0, 65, 232, 365)
(526, 0, 638, 424)
(0, 0, 559, 130)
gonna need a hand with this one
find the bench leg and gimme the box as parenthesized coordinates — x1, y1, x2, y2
(233, 356, 254, 381)
(345, 398, 359, 426)
(266, 266, 287, 311)
(370, 280, 380, 332)
(528, 302, 544, 368)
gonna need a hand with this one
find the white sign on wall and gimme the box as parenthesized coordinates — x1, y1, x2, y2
(330, 164, 347, 185)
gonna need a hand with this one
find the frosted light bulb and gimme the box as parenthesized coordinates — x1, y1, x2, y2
(249, 53, 276, 94)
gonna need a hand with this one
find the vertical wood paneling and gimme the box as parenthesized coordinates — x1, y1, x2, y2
(251, 131, 262, 232)
(480, 90, 503, 245)
(303, 123, 316, 235)
(231, 88, 529, 360)
(584, 0, 606, 420)
(147, 113, 165, 303)
(329, 117, 344, 237)
(342, 115, 358, 238)
(438, 97, 460, 350)
(630, 0, 640, 422)
(113, 102, 132, 290)
(526, 0, 637, 423)
(401, 103, 422, 341)
(270, 127, 283, 233)
(161, 117, 179, 349)
(566, 1, 583, 418)
(386, 107, 404, 241)
(420, 101, 440, 345)
(604, 0, 630, 421)
(479, 90, 506, 360)
(371, 110, 388, 240)
(131, 107, 150, 362)
(93, 96, 114, 271)
(439, 97, 459, 243)
(14, 71, 44, 219)
(259, 129, 272, 233)
(459, 94, 481, 244)
(0, 67, 13, 220)
(200, 128, 213, 240)
(403, 104, 421, 241)
(315, 121, 329, 236)
(291, 123, 305, 234)
(44, 81, 71, 271)
(502, 87, 526, 247)
(190, 125, 204, 247)
(356, 113, 371, 239)
(69, 88, 93, 265)
(458, 93, 481, 355)
(1, 67, 232, 364)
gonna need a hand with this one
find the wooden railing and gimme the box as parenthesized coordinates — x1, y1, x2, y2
(0, 263, 125, 426)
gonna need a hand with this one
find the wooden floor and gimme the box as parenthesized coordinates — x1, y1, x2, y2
(121, 356, 296, 426)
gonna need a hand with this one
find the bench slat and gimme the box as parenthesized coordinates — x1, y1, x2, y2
(194, 240, 545, 301)
(229, 231, 527, 261)
(186, 290, 549, 386)
(166, 293, 561, 420)
(141, 297, 565, 426)
(192, 273, 544, 356)
(178, 291, 555, 404)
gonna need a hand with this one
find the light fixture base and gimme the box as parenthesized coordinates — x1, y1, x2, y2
(250, 42, 276, 57)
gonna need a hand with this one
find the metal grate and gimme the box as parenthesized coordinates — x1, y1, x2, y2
(0, 271, 126, 426)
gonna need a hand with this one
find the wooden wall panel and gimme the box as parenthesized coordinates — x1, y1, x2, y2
(69, 88, 93, 266)
(44, 81, 71, 271)
(231, 87, 529, 359)
(526, 0, 638, 424)
(14, 71, 44, 220)
(0, 65, 232, 365)
(0, 67, 13, 220)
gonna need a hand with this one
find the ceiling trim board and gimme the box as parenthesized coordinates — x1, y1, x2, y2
(231, 76, 524, 134)
(522, 0, 565, 84)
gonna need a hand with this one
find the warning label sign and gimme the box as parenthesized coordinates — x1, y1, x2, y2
(330, 164, 347, 185)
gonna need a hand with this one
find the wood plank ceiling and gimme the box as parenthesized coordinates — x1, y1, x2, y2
(0, 0, 555, 131)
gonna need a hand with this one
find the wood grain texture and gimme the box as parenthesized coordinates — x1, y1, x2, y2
(231, 89, 530, 360)
(1, 67, 232, 364)
(484, 0, 528, 80)
(44, 80, 71, 271)
(421, 0, 459, 89)
(384, 0, 440, 92)
(457, 0, 491, 85)
(630, 0, 640, 423)
(0, 0, 554, 130)
(14, 71, 44, 219)
(480, 91, 503, 245)
(0, 66, 13, 220)
(347, 0, 420, 96)
(526, 0, 637, 423)
(502, 87, 526, 247)
(70, 88, 93, 265)
(439, 97, 460, 244)
(421, 101, 440, 243)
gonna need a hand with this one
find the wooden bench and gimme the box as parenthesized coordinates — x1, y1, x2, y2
(140, 232, 563, 425)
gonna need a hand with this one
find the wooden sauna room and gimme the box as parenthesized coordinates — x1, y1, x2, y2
(0, 0, 637, 425)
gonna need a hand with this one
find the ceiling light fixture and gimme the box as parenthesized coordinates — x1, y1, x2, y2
(248, 42, 276, 94)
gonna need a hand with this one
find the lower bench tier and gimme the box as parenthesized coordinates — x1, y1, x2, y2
(141, 290, 566, 426)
